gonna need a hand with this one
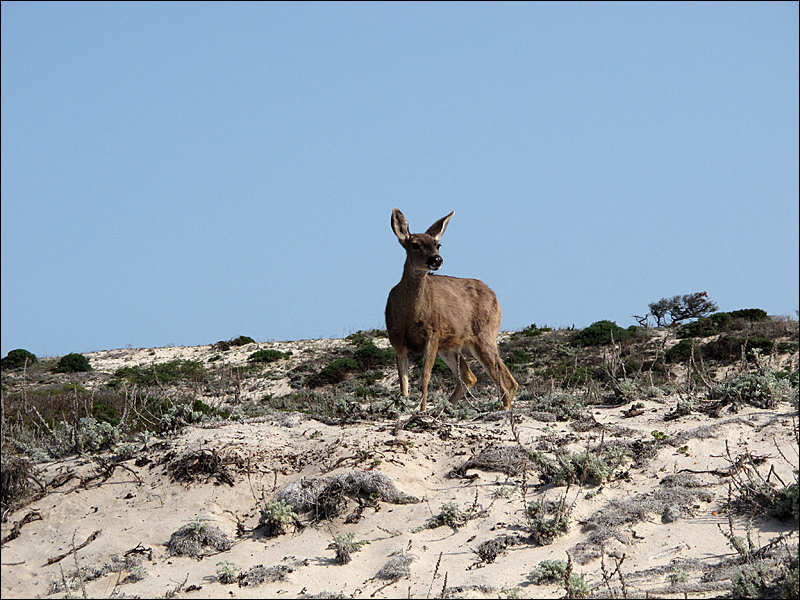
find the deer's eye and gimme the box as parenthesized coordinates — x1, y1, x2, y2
(411, 242, 420, 250)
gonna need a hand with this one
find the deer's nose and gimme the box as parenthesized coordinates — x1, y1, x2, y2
(428, 255, 443, 270)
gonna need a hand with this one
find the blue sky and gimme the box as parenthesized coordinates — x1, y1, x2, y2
(2, 1, 798, 358)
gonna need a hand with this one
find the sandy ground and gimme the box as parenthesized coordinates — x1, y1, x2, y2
(1, 339, 798, 599)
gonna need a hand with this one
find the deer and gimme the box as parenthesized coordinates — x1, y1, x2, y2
(385, 208, 518, 413)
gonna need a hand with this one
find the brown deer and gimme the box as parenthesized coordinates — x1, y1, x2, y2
(385, 208, 518, 412)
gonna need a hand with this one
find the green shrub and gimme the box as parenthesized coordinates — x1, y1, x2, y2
(259, 499, 298, 537)
(526, 499, 570, 544)
(55, 353, 92, 373)
(731, 557, 798, 600)
(216, 561, 239, 584)
(520, 324, 551, 337)
(730, 308, 768, 322)
(506, 350, 533, 365)
(114, 360, 206, 385)
(703, 336, 775, 362)
(709, 372, 794, 409)
(331, 531, 370, 565)
(414, 355, 450, 375)
(346, 331, 372, 347)
(215, 335, 255, 351)
(413, 502, 468, 531)
(92, 399, 120, 426)
(248, 349, 292, 363)
(528, 559, 569, 584)
(550, 451, 611, 485)
(353, 342, 394, 369)
(665, 338, 696, 362)
(678, 312, 732, 338)
(572, 321, 634, 347)
(1, 349, 38, 371)
(307, 358, 359, 387)
(527, 559, 588, 597)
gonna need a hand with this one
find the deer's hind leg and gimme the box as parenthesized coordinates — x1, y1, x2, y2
(438, 350, 477, 406)
(468, 341, 518, 410)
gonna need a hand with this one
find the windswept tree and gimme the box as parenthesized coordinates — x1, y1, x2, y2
(636, 292, 719, 327)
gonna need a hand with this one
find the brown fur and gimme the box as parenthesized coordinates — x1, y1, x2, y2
(385, 208, 518, 412)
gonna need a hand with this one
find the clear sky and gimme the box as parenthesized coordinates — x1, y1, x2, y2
(2, 1, 798, 358)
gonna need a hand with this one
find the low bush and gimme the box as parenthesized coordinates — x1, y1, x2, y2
(214, 335, 255, 351)
(55, 353, 92, 373)
(677, 312, 732, 338)
(708, 372, 794, 409)
(572, 321, 635, 347)
(730, 308, 769, 322)
(330, 531, 369, 565)
(307, 358, 359, 387)
(526, 499, 571, 544)
(703, 336, 775, 362)
(1, 349, 37, 371)
(665, 338, 696, 363)
(248, 349, 292, 363)
(114, 359, 207, 385)
(259, 499, 299, 537)
(167, 516, 231, 557)
(352, 342, 393, 370)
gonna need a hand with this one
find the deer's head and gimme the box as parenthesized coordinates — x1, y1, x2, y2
(391, 208, 454, 273)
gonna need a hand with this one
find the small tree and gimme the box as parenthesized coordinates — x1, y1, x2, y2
(641, 292, 718, 327)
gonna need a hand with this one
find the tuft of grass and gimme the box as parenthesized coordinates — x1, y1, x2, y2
(330, 531, 370, 565)
(413, 502, 467, 532)
(216, 561, 239, 584)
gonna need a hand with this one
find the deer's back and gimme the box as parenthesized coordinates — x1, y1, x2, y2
(385, 274, 501, 354)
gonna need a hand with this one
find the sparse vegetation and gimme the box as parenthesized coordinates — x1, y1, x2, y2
(413, 501, 468, 531)
(1, 302, 796, 599)
(113, 359, 206, 385)
(527, 558, 589, 598)
(526, 497, 572, 544)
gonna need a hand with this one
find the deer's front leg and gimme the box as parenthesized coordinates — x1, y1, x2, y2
(395, 349, 409, 397)
(420, 336, 440, 413)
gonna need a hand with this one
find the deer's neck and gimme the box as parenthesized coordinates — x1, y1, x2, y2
(401, 259, 432, 292)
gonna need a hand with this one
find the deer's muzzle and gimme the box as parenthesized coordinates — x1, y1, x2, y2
(427, 255, 443, 270)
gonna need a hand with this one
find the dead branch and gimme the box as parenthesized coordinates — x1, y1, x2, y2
(45, 529, 101, 565)
(1, 510, 43, 545)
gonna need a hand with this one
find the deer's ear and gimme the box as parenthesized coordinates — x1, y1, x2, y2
(426, 211, 454, 242)
(391, 208, 410, 243)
